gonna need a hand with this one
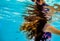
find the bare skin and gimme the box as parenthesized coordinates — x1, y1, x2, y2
(45, 26, 60, 35)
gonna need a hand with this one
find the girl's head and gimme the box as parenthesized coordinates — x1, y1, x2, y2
(31, 0, 45, 5)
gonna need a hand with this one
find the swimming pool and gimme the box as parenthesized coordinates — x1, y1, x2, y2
(0, 0, 60, 41)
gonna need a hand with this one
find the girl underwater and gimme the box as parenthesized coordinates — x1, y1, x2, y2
(20, 0, 60, 41)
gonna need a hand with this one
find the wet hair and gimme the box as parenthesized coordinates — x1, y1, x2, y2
(34, 3, 47, 41)
(36, 0, 40, 2)
(20, 0, 47, 41)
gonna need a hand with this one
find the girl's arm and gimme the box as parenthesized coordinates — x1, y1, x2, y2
(44, 4, 60, 13)
(45, 26, 60, 35)
(44, 6, 56, 13)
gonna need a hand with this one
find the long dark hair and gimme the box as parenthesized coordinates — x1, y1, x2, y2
(20, 0, 47, 41)
(34, 0, 47, 41)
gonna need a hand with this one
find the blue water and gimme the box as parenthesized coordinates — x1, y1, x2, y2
(0, 0, 60, 41)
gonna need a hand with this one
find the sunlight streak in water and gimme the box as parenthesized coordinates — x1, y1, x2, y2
(17, 0, 25, 2)
(13, 12, 20, 15)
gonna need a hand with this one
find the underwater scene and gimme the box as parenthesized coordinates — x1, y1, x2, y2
(0, 0, 60, 41)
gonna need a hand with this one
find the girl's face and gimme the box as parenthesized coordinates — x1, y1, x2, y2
(40, 0, 45, 4)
